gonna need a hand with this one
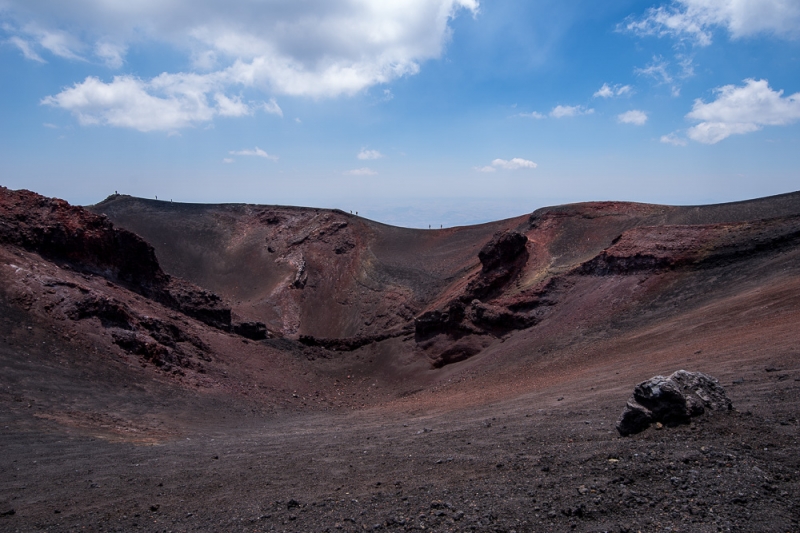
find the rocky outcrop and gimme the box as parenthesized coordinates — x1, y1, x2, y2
(233, 321, 268, 340)
(413, 232, 529, 343)
(299, 323, 414, 352)
(617, 370, 732, 436)
(579, 217, 800, 276)
(0, 187, 164, 288)
(0, 187, 233, 332)
(466, 231, 528, 300)
(162, 278, 231, 330)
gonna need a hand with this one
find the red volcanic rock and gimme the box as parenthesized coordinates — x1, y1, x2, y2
(478, 231, 528, 272)
(578, 216, 800, 275)
(0, 187, 163, 287)
(0, 187, 232, 330)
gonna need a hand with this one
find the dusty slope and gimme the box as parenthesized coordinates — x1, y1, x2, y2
(0, 186, 799, 532)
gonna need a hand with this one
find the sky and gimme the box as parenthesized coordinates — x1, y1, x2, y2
(1, 0, 799, 228)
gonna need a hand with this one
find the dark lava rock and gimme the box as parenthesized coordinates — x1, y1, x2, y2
(465, 232, 529, 301)
(468, 300, 535, 332)
(414, 302, 467, 339)
(0, 187, 233, 331)
(67, 295, 135, 330)
(112, 331, 170, 363)
(162, 278, 232, 330)
(617, 370, 732, 436)
(233, 321, 268, 340)
(0, 186, 163, 287)
(478, 231, 528, 272)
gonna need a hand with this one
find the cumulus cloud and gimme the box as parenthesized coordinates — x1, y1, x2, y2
(594, 83, 633, 98)
(476, 158, 537, 172)
(229, 147, 278, 160)
(345, 167, 378, 176)
(41, 75, 216, 131)
(518, 111, 545, 119)
(685, 78, 800, 144)
(6, 0, 479, 130)
(617, 110, 648, 125)
(550, 105, 594, 118)
(660, 132, 688, 146)
(40, 74, 283, 131)
(624, 0, 800, 45)
(357, 148, 383, 160)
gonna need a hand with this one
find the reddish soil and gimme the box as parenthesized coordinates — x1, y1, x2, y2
(1, 186, 799, 532)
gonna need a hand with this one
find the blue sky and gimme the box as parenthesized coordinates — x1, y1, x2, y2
(1, 0, 799, 228)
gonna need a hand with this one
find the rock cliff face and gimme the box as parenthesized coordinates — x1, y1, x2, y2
(0, 187, 232, 331)
(0, 187, 163, 288)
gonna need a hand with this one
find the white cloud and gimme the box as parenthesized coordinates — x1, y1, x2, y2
(476, 158, 537, 172)
(550, 105, 594, 118)
(594, 83, 633, 98)
(40, 74, 280, 131)
(262, 98, 283, 117)
(637, 58, 673, 85)
(660, 132, 688, 146)
(8, 36, 45, 62)
(229, 147, 278, 160)
(43, 122, 58, 129)
(191, 50, 218, 71)
(95, 41, 126, 69)
(635, 56, 692, 97)
(624, 0, 800, 45)
(214, 93, 251, 117)
(41, 75, 218, 131)
(223, 158, 234, 163)
(357, 148, 383, 160)
(518, 111, 545, 119)
(6, 0, 480, 124)
(33, 26, 85, 60)
(617, 110, 648, 125)
(345, 167, 377, 176)
(686, 78, 800, 144)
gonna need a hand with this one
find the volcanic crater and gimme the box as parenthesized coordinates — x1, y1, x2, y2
(1, 185, 799, 532)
